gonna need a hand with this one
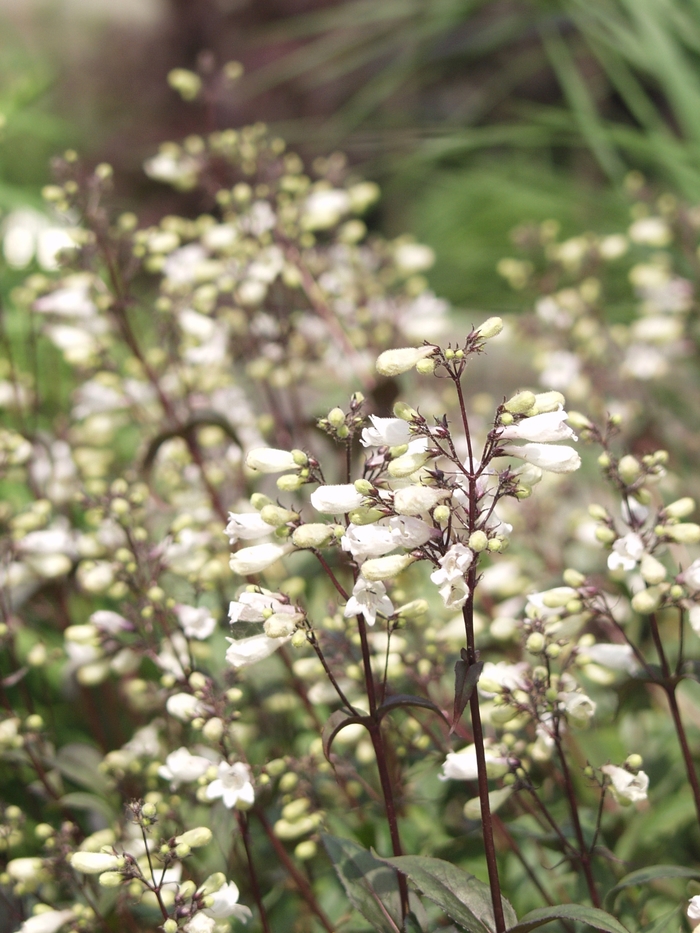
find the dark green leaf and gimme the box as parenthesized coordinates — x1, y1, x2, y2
(322, 834, 426, 933)
(452, 654, 483, 731)
(379, 854, 516, 933)
(507, 904, 630, 933)
(322, 710, 368, 761)
(377, 694, 449, 725)
(605, 865, 700, 909)
(640, 904, 681, 933)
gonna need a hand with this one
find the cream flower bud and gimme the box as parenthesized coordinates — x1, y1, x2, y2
(530, 391, 565, 414)
(501, 443, 581, 473)
(310, 484, 364, 514)
(7, 857, 44, 883)
(260, 505, 298, 527)
(468, 531, 489, 552)
(631, 586, 663, 614)
(292, 523, 335, 548)
(98, 871, 124, 887)
(388, 450, 430, 477)
(375, 346, 435, 376)
(70, 851, 120, 874)
(541, 586, 577, 608)
(226, 633, 290, 668)
(566, 411, 592, 430)
(665, 497, 695, 519)
(504, 390, 536, 414)
(200, 872, 227, 896)
(175, 827, 213, 849)
(361, 554, 415, 581)
(245, 448, 298, 473)
(618, 455, 642, 485)
(19, 909, 76, 933)
(476, 316, 503, 339)
(229, 543, 293, 575)
(166, 693, 205, 721)
(664, 523, 700, 544)
(393, 485, 450, 515)
(263, 612, 301, 638)
(500, 410, 576, 444)
(393, 401, 419, 421)
(640, 553, 667, 585)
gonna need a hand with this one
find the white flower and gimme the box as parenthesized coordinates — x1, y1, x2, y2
(174, 605, 216, 640)
(394, 242, 435, 272)
(375, 345, 435, 376)
(310, 484, 365, 514)
(688, 895, 700, 924)
(226, 633, 290, 668)
(166, 693, 206, 722)
(584, 643, 638, 674)
(361, 553, 414, 581)
(601, 764, 649, 803)
(344, 578, 394, 627)
(302, 188, 351, 230)
(34, 281, 96, 318)
(203, 880, 253, 921)
(440, 744, 510, 781)
(388, 515, 435, 548)
(430, 544, 473, 610)
(70, 851, 120, 874)
(360, 415, 411, 448)
(245, 448, 298, 473)
(183, 916, 215, 933)
(224, 511, 272, 544)
(558, 691, 596, 728)
(228, 590, 290, 623)
(478, 661, 528, 697)
(499, 409, 577, 444)
(7, 857, 44, 882)
(292, 523, 336, 548)
(500, 442, 581, 473)
(628, 217, 671, 247)
(341, 522, 397, 561)
(393, 484, 449, 516)
(89, 610, 131, 633)
(681, 559, 700, 592)
(19, 909, 76, 933)
(206, 761, 255, 809)
(158, 747, 213, 787)
(607, 533, 645, 572)
(229, 542, 293, 575)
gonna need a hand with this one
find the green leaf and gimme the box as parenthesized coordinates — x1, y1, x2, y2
(54, 743, 111, 796)
(60, 792, 116, 824)
(377, 694, 449, 725)
(322, 710, 368, 760)
(605, 865, 700, 909)
(379, 854, 516, 933)
(640, 904, 681, 933)
(507, 904, 630, 933)
(322, 834, 427, 933)
(452, 653, 483, 731)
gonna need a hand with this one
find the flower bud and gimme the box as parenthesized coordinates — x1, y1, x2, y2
(566, 411, 593, 430)
(640, 553, 667, 585)
(504, 390, 536, 414)
(70, 852, 120, 874)
(202, 717, 224, 742)
(396, 599, 428, 618)
(260, 505, 298, 527)
(433, 505, 450, 524)
(361, 554, 415, 581)
(618, 455, 642, 485)
(665, 497, 695, 519)
(347, 507, 384, 525)
(530, 391, 565, 414)
(167, 68, 202, 101)
(468, 531, 489, 552)
(175, 827, 212, 849)
(291, 630, 307, 648)
(393, 401, 418, 421)
(664, 523, 700, 544)
(595, 526, 616, 544)
(264, 613, 300, 638)
(388, 451, 429, 477)
(98, 871, 124, 887)
(277, 474, 304, 491)
(327, 408, 346, 428)
(526, 632, 546, 653)
(292, 524, 335, 548)
(631, 587, 663, 614)
(588, 504, 608, 520)
(476, 316, 503, 339)
(376, 346, 435, 376)
(415, 358, 436, 374)
(354, 479, 374, 494)
(563, 568, 585, 587)
(200, 872, 227, 896)
(541, 587, 577, 608)
(163, 921, 179, 933)
(245, 448, 298, 474)
(625, 753, 643, 771)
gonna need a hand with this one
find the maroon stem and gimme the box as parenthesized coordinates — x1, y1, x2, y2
(237, 812, 272, 933)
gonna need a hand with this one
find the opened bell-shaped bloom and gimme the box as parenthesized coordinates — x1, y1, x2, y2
(158, 747, 213, 787)
(361, 415, 411, 448)
(500, 442, 580, 474)
(226, 632, 290, 668)
(430, 543, 473, 610)
(174, 605, 216, 640)
(341, 522, 397, 561)
(202, 880, 253, 921)
(607, 532, 645, 572)
(228, 589, 290, 624)
(206, 761, 255, 809)
(224, 511, 272, 544)
(601, 764, 649, 803)
(344, 578, 394, 627)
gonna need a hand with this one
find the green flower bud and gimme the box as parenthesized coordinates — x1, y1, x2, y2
(415, 358, 436, 374)
(526, 632, 546, 653)
(595, 526, 616, 544)
(354, 479, 374, 494)
(640, 553, 667, 585)
(476, 316, 503, 339)
(665, 497, 695, 519)
(625, 754, 643, 771)
(327, 408, 345, 428)
(664, 523, 700, 544)
(530, 391, 565, 414)
(563, 568, 585, 587)
(393, 401, 418, 421)
(468, 530, 489, 552)
(175, 827, 212, 849)
(504, 390, 536, 414)
(347, 507, 384, 525)
(631, 586, 663, 614)
(98, 871, 124, 887)
(618, 455, 642, 485)
(260, 505, 298, 527)
(277, 474, 304, 492)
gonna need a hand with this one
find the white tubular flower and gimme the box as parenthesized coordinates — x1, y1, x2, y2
(228, 590, 289, 623)
(601, 764, 649, 804)
(344, 578, 394, 626)
(478, 661, 528, 697)
(439, 744, 510, 781)
(89, 610, 131, 633)
(174, 605, 216, 640)
(302, 188, 351, 230)
(225, 633, 290, 668)
(584, 643, 638, 674)
(158, 747, 213, 787)
(375, 345, 435, 376)
(360, 415, 411, 448)
(166, 693, 206, 722)
(607, 533, 645, 572)
(70, 852, 120, 874)
(224, 511, 272, 544)
(388, 515, 435, 548)
(393, 485, 450, 516)
(499, 409, 577, 444)
(500, 443, 581, 474)
(184, 915, 215, 933)
(7, 857, 44, 883)
(229, 542, 293, 575)
(361, 553, 414, 581)
(430, 543, 473, 610)
(341, 522, 397, 561)
(203, 880, 253, 921)
(310, 484, 365, 514)
(681, 559, 700, 591)
(19, 910, 76, 933)
(688, 896, 700, 925)
(292, 523, 336, 548)
(245, 448, 298, 473)
(206, 761, 255, 809)
(558, 692, 596, 728)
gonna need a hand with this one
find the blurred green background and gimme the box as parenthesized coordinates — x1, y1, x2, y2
(3, 0, 700, 310)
